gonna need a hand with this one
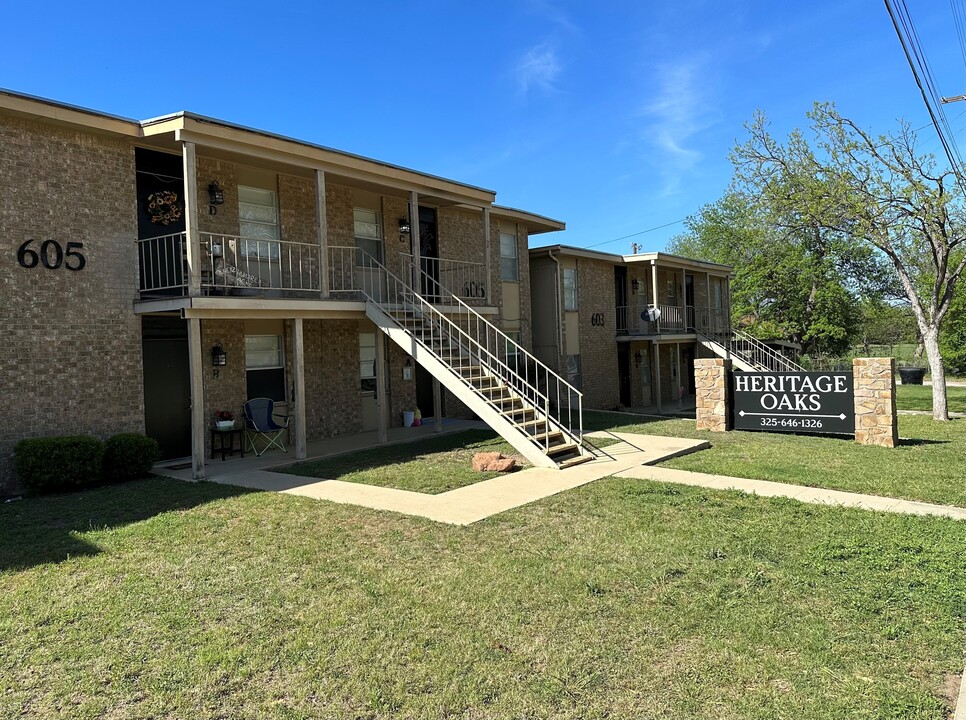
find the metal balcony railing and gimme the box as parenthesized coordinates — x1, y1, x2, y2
(398, 253, 488, 303)
(137, 232, 322, 296)
(615, 302, 728, 335)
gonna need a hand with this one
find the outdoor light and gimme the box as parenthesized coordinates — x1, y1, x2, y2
(631, 279, 640, 294)
(211, 343, 227, 367)
(398, 217, 412, 242)
(634, 350, 642, 368)
(208, 182, 225, 205)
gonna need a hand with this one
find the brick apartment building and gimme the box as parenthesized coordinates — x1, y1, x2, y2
(1, 90, 588, 493)
(529, 245, 735, 412)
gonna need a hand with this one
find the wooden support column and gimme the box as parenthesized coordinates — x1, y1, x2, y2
(676, 341, 683, 405)
(650, 260, 660, 334)
(375, 330, 388, 444)
(483, 207, 492, 301)
(682, 267, 687, 330)
(705, 272, 712, 332)
(433, 378, 443, 432)
(653, 340, 662, 414)
(292, 318, 307, 459)
(315, 169, 329, 298)
(187, 317, 206, 479)
(182, 141, 201, 297)
(409, 191, 420, 287)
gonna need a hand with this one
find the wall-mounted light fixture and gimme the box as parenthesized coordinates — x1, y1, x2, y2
(631, 279, 640, 294)
(211, 343, 227, 367)
(634, 349, 643, 368)
(403, 356, 414, 381)
(398, 218, 412, 242)
(208, 181, 224, 215)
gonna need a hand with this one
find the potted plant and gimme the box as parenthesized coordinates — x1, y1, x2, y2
(215, 409, 235, 430)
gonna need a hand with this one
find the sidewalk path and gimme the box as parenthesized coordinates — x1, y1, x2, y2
(164, 430, 966, 525)
(614, 464, 966, 521)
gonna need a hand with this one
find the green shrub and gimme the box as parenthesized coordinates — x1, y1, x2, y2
(14, 436, 104, 494)
(102, 433, 160, 484)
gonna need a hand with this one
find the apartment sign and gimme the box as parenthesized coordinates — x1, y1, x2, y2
(732, 372, 855, 435)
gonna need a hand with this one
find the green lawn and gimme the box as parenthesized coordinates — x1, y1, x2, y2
(897, 384, 966, 413)
(277, 430, 619, 495)
(276, 429, 517, 494)
(584, 411, 965, 507)
(1, 477, 963, 719)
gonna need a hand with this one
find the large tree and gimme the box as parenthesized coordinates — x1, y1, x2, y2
(670, 191, 873, 357)
(733, 103, 965, 420)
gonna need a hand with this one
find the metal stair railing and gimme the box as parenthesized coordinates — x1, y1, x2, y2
(357, 252, 584, 455)
(698, 326, 806, 373)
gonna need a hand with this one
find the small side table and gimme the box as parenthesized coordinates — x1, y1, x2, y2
(210, 427, 245, 461)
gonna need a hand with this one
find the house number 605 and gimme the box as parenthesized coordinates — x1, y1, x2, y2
(17, 240, 86, 271)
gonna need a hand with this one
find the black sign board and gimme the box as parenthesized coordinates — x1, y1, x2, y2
(732, 372, 855, 435)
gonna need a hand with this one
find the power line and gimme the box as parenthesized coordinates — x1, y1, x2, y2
(884, 0, 966, 196)
(583, 218, 687, 250)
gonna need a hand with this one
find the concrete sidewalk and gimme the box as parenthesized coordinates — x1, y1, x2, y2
(614, 464, 966, 521)
(156, 427, 966, 525)
(192, 431, 710, 526)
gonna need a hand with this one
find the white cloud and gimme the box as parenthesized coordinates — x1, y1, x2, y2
(639, 58, 717, 195)
(515, 44, 562, 94)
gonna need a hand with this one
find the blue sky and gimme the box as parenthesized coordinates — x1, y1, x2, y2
(4, 1, 963, 252)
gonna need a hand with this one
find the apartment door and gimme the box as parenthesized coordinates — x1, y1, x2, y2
(685, 274, 695, 331)
(141, 317, 191, 460)
(682, 345, 695, 395)
(135, 148, 185, 296)
(614, 267, 628, 334)
(617, 346, 631, 407)
(415, 365, 443, 419)
(418, 206, 439, 298)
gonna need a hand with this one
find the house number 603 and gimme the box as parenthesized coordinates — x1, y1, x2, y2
(591, 312, 605, 326)
(17, 240, 86, 271)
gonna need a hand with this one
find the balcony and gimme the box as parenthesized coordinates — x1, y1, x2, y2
(136, 233, 490, 304)
(615, 303, 728, 336)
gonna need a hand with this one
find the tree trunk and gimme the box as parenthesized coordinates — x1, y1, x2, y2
(922, 329, 949, 421)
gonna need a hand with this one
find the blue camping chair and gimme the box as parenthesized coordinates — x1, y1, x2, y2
(244, 397, 290, 456)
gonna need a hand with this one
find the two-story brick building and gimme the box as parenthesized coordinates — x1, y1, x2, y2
(529, 245, 736, 412)
(1, 90, 591, 493)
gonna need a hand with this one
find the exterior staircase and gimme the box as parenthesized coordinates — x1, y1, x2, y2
(698, 327, 806, 373)
(357, 253, 592, 470)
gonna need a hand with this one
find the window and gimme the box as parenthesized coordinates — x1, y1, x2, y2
(500, 232, 519, 281)
(359, 332, 377, 393)
(567, 354, 582, 390)
(245, 335, 285, 401)
(563, 267, 578, 310)
(354, 208, 383, 265)
(712, 279, 723, 309)
(239, 186, 280, 259)
(666, 278, 678, 306)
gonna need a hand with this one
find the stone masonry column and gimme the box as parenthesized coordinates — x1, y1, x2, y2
(853, 358, 898, 448)
(695, 357, 731, 432)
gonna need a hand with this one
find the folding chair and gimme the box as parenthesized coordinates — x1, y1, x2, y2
(243, 397, 290, 456)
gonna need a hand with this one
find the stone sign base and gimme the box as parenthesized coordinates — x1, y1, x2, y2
(852, 357, 898, 448)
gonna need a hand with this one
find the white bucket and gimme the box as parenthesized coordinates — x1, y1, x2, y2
(402, 411, 415, 427)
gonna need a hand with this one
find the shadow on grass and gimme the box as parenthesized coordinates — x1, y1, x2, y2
(276, 429, 504, 480)
(0, 478, 254, 573)
(898, 437, 951, 447)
